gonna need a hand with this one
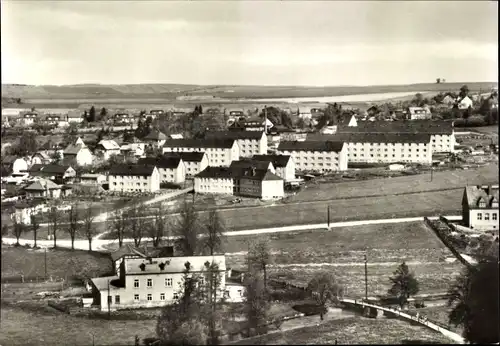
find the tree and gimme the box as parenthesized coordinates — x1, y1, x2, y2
(459, 85, 469, 99)
(11, 131, 38, 156)
(82, 203, 96, 251)
(388, 261, 419, 308)
(447, 260, 499, 343)
(413, 93, 425, 107)
(50, 150, 62, 164)
(100, 107, 107, 119)
(202, 260, 225, 345)
(203, 210, 226, 255)
(243, 272, 269, 337)
(436, 78, 441, 84)
(125, 203, 147, 248)
(111, 210, 127, 248)
(30, 214, 40, 248)
(174, 200, 200, 256)
(149, 203, 168, 248)
(89, 106, 96, 123)
(307, 272, 344, 320)
(48, 205, 64, 248)
(12, 218, 26, 246)
(67, 203, 81, 250)
(247, 238, 272, 291)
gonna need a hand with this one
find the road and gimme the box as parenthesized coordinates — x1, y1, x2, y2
(3, 215, 461, 252)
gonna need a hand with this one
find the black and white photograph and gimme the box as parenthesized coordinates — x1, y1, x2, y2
(1, 1, 498, 345)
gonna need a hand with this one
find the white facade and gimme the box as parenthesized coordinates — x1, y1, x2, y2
(467, 209, 499, 230)
(184, 155, 209, 177)
(65, 147, 93, 166)
(108, 167, 160, 193)
(158, 163, 186, 185)
(11, 158, 29, 174)
(458, 96, 474, 110)
(195, 176, 234, 195)
(431, 133, 456, 154)
(277, 145, 348, 173)
(345, 141, 432, 164)
(236, 134, 268, 158)
(163, 142, 240, 167)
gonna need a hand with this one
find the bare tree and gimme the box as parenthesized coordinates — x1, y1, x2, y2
(67, 203, 81, 250)
(149, 203, 167, 248)
(82, 203, 96, 251)
(30, 214, 40, 248)
(307, 272, 344, 320)
(203, 210, 226, 255)
(126, 203, 147, 247)
(111, 210, 127, 248)
(243, 272, 269, 337)
(174, 200, 200, 256)
(202, 260, 225, 345)
(48, 205, 64, 248)
(12, 218, 26, 246)
(248, 238, 273, 291)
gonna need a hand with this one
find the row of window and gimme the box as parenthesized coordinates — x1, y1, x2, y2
(134, 277, 198, 288)
(351, 154, 427, 158)
(477, 213, 497, 221)
(297, 162, 338, 167)
(111, 175, 147, 180)
(113, 182, 148, 187)
(351, 148, 427, 152)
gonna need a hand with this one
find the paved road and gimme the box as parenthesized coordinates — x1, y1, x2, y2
(3, 215, 461, 252)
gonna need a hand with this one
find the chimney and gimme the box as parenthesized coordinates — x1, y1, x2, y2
(252, 167, 256, 176)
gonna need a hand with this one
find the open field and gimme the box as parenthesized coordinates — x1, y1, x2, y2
(288, 163, 498, 203)
(230, 316, 452, 345)
(1, 246, 113, 280)
(223, 221, 463, 297)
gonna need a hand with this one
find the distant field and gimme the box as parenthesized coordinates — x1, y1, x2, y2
(230, 316, 452, 345)
(3, 82, 496, 103)
(223, 221, 463, 297)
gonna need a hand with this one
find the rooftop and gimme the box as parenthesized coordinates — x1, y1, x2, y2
(29, 164, 72, 175)
(163, 151, 205, 162)
(338, 120, 453, 135)
(307, 132, 432, 144)
(196, 166, 282, 182)
(63, 144, 86, 155)
(278, 140, 345, 153)
(138, 156, 182, 169)
(252, 154, 291, 168)
(125, 255, 226, 275)
(144, 130, 168, 141)
(163, 138, 235, 149)
(204, 131, 265, 140)
(464, 185, 499, 209)
(109, 164, 156, 176)
(24, 179, 61, 191)
(98, 140, 121, 151)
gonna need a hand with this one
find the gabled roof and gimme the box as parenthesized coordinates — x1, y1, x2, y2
(109, 164, 156, 176)
(204, 131, 264, 140)
(252, 154, 291, 168)
(195, 166, 238, 179)
(196, 165, 282, 182)
(230, 159, 273, 171)
(64, 144, 85, 155)
(2, 155, 17, 164)
(307, 133, 432, 144)
(124, 255, 226, 275)
(144, 130, 167, 141)
(98, 140, 121, 151)
(464, 185, 500, 209)
(278, 140, 345, 153)
(163, 138, 236, 149)
(32, 152, 51, 160)
(336, 120, 453, 135)
(138, 156, 182, 169)
(24, 178, 61, 191)
(30, 164, 72, 175)
(163, 151, 206, 163)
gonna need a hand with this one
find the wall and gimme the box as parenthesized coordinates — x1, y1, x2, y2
(468, 208, 499, 230)
(261, 179, 284, 200)
(194, 177, 234, 195)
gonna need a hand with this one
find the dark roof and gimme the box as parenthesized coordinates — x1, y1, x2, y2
(29, 164, 44, 173)
(196, 166, 282, 182)
(109, 164, 156, 176)
(278, 140, 344, 153)
(24, 179, 60, 191)
(307, 133, 432, 144)
(30, 164, 72, 175)
(2, 155, 17, 164)
(64, 144, 85, 155)
(252, 154, 291, 168)
(464, 185, 499, 209)
(163, 151, 205, 163)
(138, 156, 182, 169)
(144, 130, 167, 141)
(204, 131, 264, 140)
(230, 159, 273, 171)
(163, 138, 235, 149)
(337, 120, 453, 135)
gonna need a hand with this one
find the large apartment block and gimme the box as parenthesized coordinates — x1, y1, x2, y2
(162, 139, 240, 167)
(163, 151, 209, 177)
(138, 156, 186, 185)
(108, 164, 160, 193)
(91, 254, 227, 311)
(204, 131, 268, 158)
(276, 141, 348, 173)
(308, 133, 433, 165)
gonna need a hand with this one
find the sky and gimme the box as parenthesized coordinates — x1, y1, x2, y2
(1, 1, 498, 86)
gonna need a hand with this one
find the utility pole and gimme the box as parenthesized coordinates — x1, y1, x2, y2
(44, 247, 48, 280)
(327, 205, 330, 229)
(430, 166, 433, 182)
(264, 105, 268, 134)
(364, 254, 368, 301)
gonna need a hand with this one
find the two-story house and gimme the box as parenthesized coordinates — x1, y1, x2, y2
(277, 141, 348, 173)
(108, 164, 160, 193)
(252, 154, 296, 182)
(63, 143, 93, 166)
(42, 114, 69, 128)
(204, 131, 267, 158)
(162, 139, 240, 167)
(19, 112, 38, 127)
(31, 152, 53, 166)
(138, 156, 186, 185)
(29, 164, 76, 183)
(24, 178, 62, 199)
(96, 140, 121, 161)
(462, 185, 499, 230)
(144, 130, 168, 149)
(90, 254, 226, 311)
(1, 156, 29, 175)
(163, 152, 209, 177)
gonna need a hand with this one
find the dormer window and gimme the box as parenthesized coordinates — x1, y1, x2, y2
(491, 198, 499, 208)
(139, 263, 146, 272)
(478, 198, 487, 208)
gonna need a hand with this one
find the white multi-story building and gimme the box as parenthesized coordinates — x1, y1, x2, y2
(108, 164, 160, 193)
(163, 152, 209, 177)
(309, 133, 433, 165)
(204, 131, 267, 158)
(277, 140, 348, 173)
(462, 185, 499, 230)
(90, 254, 227, 311)
(162, 139, 240, 167)
(138, 156, 186, 185)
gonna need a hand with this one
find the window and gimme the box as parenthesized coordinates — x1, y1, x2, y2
(199, 277, 204, 286)
(477, 213, 482, 220)
(147, 294, 152, 301)
(164, 278, 172, 287)
(493, 213, 497, 221)
(237, 290, 243, 297)
(134, 279, 139, 288)
(134, 294, 139, 301)
(115, 295, 120, 304)
(160, 293, 165, 301)
(147, 278, 153, 288)
(485, 213, 490, 221)
(173, 292, 179, 300)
